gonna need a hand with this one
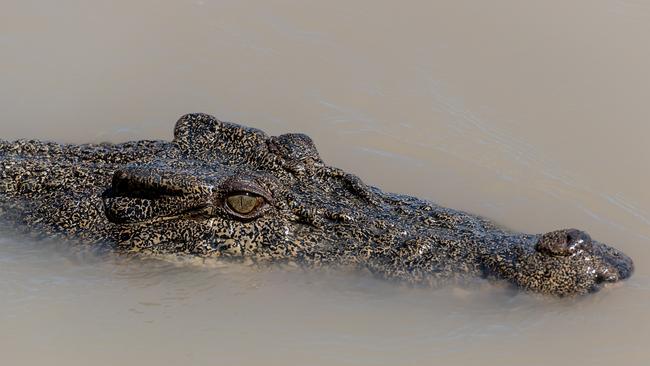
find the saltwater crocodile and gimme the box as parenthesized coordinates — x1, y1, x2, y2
(0, 113, 634, 296)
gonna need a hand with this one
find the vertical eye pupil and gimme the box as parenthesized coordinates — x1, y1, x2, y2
(226, 193, 262, 214)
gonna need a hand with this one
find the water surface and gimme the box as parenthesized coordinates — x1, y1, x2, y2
(1, 1, 649, 365)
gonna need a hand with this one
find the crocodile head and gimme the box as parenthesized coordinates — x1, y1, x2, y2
(0, 113, 634, 296)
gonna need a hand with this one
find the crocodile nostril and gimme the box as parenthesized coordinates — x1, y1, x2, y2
(536, 228, 592, 256)
(565, 229, 593, 252)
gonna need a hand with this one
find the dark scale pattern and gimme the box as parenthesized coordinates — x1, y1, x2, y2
(0, 113, 634, 296)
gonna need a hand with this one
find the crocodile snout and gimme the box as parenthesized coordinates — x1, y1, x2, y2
(535, 228, 634, 290)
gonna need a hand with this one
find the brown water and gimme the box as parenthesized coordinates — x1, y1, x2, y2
(1, 1, 649, 365)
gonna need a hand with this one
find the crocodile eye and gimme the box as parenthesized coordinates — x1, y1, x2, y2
(225, 193, 265, 215)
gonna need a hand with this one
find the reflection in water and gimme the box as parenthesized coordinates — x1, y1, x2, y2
(1, 0, 649, 365)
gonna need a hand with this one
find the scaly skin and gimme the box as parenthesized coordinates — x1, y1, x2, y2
(0, 113, 634, 296)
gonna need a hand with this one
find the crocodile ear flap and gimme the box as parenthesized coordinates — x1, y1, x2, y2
(173, 113, 268, 161)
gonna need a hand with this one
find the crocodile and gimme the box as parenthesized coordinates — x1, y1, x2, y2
(0, 113, 634, 296)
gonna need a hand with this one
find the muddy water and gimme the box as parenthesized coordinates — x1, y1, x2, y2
(1, 0, 649, 365)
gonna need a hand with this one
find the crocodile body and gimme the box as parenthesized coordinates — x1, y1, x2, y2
(0, 113, 634, 296)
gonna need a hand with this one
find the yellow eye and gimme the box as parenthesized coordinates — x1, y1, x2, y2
(226, 193, 264, 215)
